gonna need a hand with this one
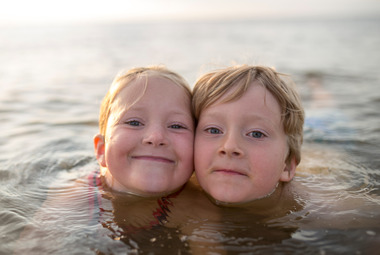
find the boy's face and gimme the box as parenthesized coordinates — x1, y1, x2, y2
(98, 76, 194, 196)
(194, 82, 296, 204)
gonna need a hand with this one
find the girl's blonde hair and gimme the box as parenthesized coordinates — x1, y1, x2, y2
(99, 65, 192, 137)
(192, 65, 304, 164)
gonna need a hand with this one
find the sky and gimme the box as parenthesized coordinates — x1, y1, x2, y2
(1, 0, 379, 25)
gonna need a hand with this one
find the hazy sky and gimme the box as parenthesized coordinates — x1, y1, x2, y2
(1, 0, 379, 25)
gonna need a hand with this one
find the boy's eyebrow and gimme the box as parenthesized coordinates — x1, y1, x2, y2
(200, 111, 280, 127)
(202, 110, 272, 119)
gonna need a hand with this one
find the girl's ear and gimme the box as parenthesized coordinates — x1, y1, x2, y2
(94, 134, 106, 168)
(280, 156, 297, 182)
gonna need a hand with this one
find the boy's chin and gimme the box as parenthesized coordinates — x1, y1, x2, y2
(207, 188, 252, 205)
(207, 184, 281, 207)
(206, 186, 276, 206)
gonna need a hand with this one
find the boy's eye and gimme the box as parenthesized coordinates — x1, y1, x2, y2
(205, 127, 222, 134)
(125, 120, 142, 126)
(247, 131, 265, 138)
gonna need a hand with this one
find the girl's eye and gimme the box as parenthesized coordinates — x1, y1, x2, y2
(170, 124, 186, 129)
(205, 127, 222, 134)
(248, 131, 265, 138)
(125, 120, 142, 126)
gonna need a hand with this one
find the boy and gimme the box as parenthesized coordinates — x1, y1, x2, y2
(192, 65, 304, 204)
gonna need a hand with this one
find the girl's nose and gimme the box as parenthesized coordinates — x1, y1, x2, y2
(142, 126, 168, 146)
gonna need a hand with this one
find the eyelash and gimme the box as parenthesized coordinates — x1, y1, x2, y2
(125, 120, 188, 130)
(169, 123, 187, 129)
(205, 127, 222, 134)
(204, 127, 267, 139)
(125, 120, 143, 126)
(247, 130, 266, 139)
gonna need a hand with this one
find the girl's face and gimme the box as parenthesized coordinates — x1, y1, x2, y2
(194, 82, 296, 204)
(97, 76, 194, 196)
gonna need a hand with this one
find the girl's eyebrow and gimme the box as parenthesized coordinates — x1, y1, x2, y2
(122, 107, 193, 122)
(170, 110, 193, 118)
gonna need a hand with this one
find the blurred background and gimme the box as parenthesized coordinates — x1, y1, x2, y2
(1, 1, 380, 253)
(1, 0, 379, 163)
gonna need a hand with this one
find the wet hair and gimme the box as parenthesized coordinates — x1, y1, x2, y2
(192, 65, 304, 164)
(99, 65, 192, 137)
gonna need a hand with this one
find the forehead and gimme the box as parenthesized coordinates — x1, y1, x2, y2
(200, 83, 283, 132)
(115, 75, 188, 104)
(111, 75, 191, 117)
(214, 81, 281, 112)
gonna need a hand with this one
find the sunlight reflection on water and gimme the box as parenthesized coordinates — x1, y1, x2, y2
(1, 18, 380, 254)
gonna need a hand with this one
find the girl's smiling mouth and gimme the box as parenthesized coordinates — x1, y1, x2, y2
(132, 155, 175, 164)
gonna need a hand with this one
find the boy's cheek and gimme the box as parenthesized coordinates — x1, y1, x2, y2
(195, 138, 213, 153)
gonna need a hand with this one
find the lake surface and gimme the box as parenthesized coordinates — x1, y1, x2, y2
(1, 17, 380, 254)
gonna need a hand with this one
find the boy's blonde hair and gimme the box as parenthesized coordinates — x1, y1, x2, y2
(99, 65, 192, 137)
(192, 65, 304, 164)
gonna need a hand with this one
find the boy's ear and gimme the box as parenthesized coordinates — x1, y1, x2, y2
(94, 134, 106, 168)
(280, 156, 297, 182)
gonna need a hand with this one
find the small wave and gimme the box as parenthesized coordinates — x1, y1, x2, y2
(51, 119, 98, 127)
(0, 210, 29, 254)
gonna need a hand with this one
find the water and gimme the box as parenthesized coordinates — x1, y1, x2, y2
(1, 17, 380, 254)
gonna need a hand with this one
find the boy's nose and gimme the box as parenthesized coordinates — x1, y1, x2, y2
(218, 132, 244, 158)
(142, 127, 168, 146)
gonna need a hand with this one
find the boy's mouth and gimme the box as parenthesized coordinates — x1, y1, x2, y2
(213, 169, 247, 176)
(132, 155, 175, 164)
